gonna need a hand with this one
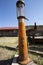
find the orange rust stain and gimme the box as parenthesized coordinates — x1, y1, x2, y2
(18, 21, 30, 64)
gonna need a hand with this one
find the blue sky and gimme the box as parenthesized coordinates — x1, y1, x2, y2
(0, 0, 43, 27)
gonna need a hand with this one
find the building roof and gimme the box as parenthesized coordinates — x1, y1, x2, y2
(0, 27, 18, 30)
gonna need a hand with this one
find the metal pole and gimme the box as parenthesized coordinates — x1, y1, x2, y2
(18, 18, 30, 65)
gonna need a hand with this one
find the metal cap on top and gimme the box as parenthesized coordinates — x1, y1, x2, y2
(16, 0, 29, 20)
(16, 0, 25, 7)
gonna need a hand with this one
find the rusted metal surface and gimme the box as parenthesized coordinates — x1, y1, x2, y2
(18, 20, 30, 64)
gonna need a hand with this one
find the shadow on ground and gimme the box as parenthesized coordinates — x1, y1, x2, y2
(0, 45, 17, 51)
(0, 45, 18, 65)
(29, 46, 43, 52)
(0, 58, 13, 65)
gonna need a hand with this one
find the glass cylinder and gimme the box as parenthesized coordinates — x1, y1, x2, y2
(16, 2, 25, 17)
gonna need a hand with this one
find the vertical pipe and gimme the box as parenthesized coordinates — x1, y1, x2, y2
(18, 18, 30, 64)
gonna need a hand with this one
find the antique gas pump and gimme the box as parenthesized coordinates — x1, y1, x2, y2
(16, 0, 30, 64)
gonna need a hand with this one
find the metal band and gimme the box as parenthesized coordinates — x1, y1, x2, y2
(17, 16, 25, 19)
(17, 16, 29, 21)
(16, 1, 25, 7)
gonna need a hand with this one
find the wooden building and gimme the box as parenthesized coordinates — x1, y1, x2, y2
(0, 25, 43, 38)
(26, 25, 43, 43)
(0, 27, 18, 37)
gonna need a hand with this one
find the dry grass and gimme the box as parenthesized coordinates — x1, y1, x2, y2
(29, 43, 43, 65)
(29, 53, 43, 65)
(0, 37, 18, 60)
(0, 37, 18, 47)
(0, 37, 43, 65)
